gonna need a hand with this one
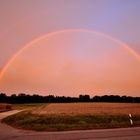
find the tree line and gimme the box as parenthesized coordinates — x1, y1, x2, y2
(0, 93, 140, 104)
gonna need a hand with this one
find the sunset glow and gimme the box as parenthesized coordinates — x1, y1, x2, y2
(0, 0, 140, 97)
(0, 30, 139, 96)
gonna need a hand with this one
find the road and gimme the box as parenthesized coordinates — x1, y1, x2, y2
(0, 110, 140, 140)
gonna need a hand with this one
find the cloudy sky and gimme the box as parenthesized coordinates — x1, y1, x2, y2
(0, 0, 140, 96)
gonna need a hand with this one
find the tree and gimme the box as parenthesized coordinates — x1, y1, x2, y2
(79, 94, 90, 102)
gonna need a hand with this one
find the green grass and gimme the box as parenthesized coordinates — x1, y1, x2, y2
(3, 111, 140, 131)
(12, 103, 48, 110)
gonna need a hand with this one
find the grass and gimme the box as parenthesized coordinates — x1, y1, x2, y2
(3, 111, 140, 131)
(2, 103, 140, 131)
(12, 103, 47, 110)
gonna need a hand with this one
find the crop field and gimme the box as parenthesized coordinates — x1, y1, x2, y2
(31, 103, 140, 116)
(3, 103, 140, 131)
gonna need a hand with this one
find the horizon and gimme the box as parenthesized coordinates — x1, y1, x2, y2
(1, 92, 140, 98)
(0, 0, 140, 97)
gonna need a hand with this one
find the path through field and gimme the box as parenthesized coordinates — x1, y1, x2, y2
(0, 110, 140, 140)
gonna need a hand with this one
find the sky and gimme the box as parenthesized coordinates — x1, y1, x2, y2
(0, 0, 140, 96)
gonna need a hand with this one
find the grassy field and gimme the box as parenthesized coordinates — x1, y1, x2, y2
(3, 103, 140, 131)
(31, 103, 140, 116)
(12, 103, 47, 110)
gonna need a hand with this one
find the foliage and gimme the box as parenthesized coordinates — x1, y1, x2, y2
(3, 111, 140, 131)
(0, 93, 140, 104)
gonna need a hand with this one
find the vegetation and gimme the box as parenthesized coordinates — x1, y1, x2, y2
(0, 93, 140, 104)
(3, 111, 140, 131)
(0, 103, 12, 112)
(3, 103, 140, 131)
(31, 103, 140, 116)
(12, 103, 47, 110)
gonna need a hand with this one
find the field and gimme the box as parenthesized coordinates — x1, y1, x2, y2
(3, 103, 140, 131)
(31, 103, 140, 116)
(12, 103, 47, 110)
(0, 103, 12, 112)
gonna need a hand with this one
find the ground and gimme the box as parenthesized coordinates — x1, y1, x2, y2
(3, 103, 140, 131)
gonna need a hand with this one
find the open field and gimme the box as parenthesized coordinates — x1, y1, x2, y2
(3, 103, 140, 131)
(12, 103, 47, 110)
(31, 103, 140, 116)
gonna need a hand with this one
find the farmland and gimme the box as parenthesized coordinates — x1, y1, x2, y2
(0, 104, 12, 112)
(31, 103, 140, 116)
(3, 103, 140, 131)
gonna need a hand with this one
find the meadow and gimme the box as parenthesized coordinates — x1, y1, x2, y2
(3, 103, 140, 131)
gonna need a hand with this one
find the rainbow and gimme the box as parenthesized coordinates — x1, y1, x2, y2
(0, 29, 140, 80)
